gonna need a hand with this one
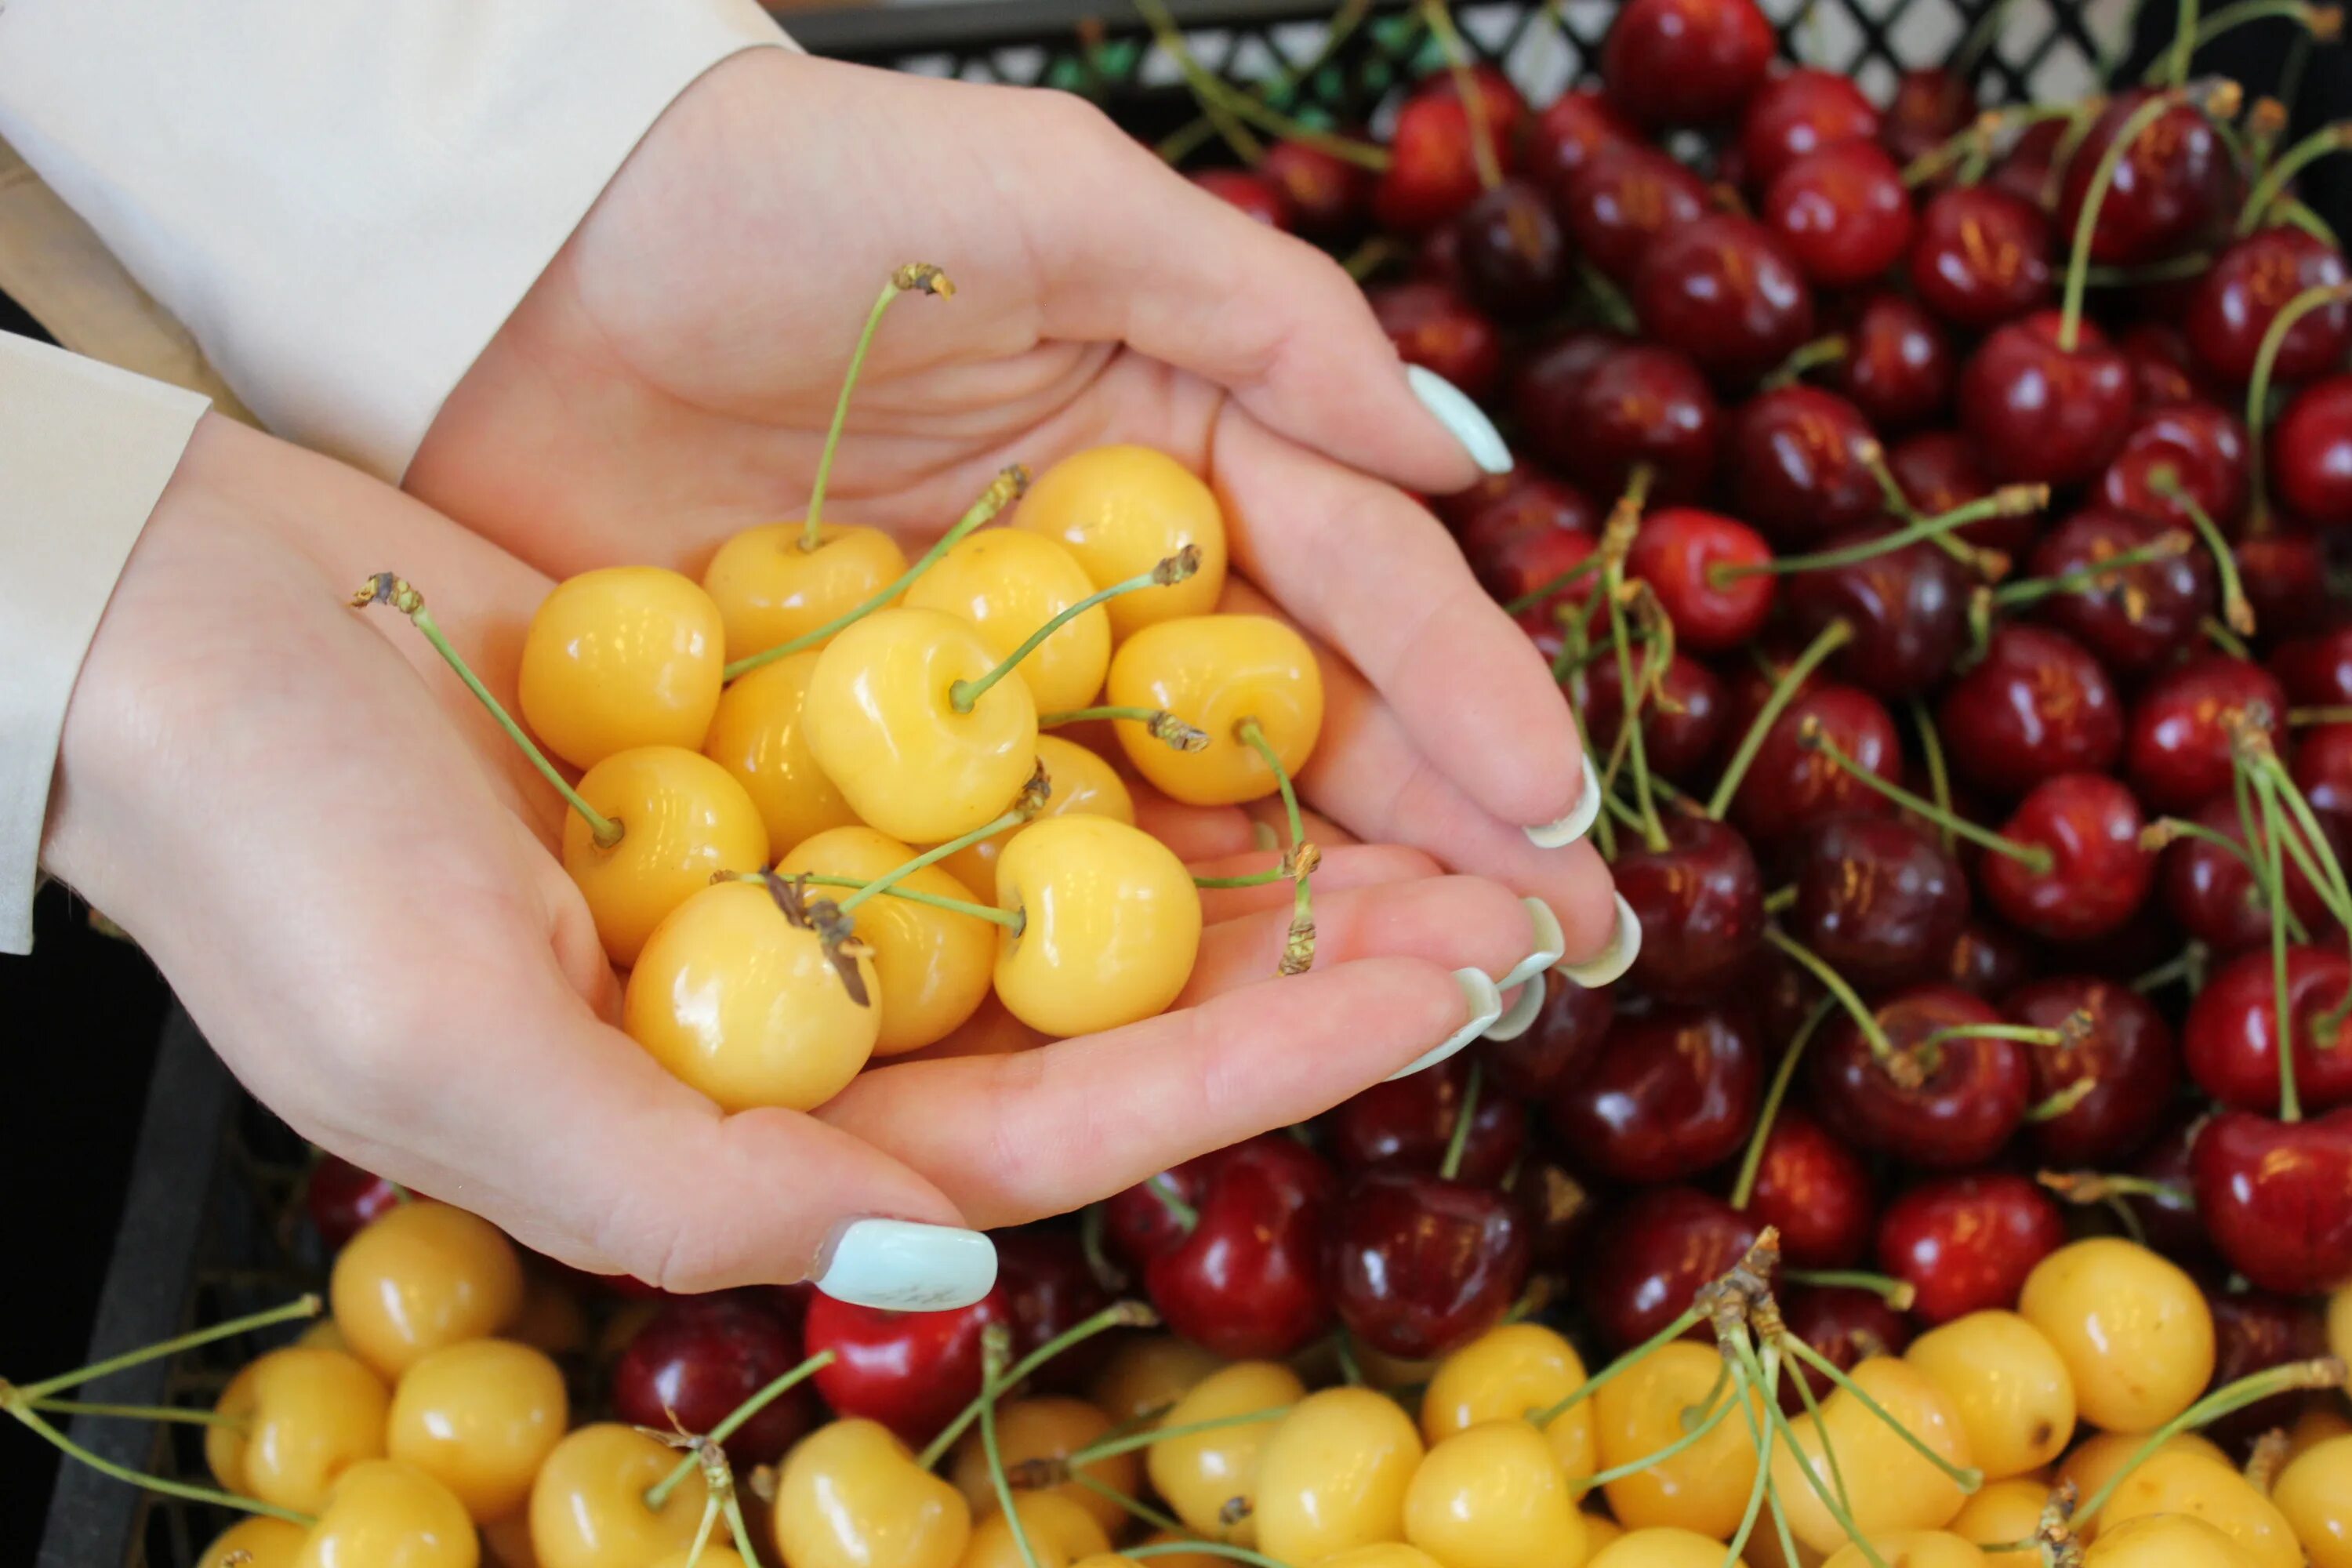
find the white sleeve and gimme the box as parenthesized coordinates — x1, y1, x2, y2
(0, 334, 208, 954)
(0, 0, 790, 483)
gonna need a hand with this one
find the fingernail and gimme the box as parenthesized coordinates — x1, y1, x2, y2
(1406, 365, 1513, 476)
(1556, 892, 1642, 989)
(1387, 968, 1504, 1080)
(1483, 975, 1547, 1041)
(1524, 750, 1603, 849)
(812, 1219, 998, 1310)
(1497, 898, 1566, 991)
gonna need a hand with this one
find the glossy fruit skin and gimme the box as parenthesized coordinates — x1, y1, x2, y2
(944, 735, 1132, 902)
(993, 815, 1200, 1037)
(1772, 1357, 1973, 1552)
(1938, 626, 2124, 799)
(1575, 650, 1725, 784)
(2274, 1435, 2352, 1568)
(2020, 1238, 2216, 1434)
(702, 650, 862, 856)
(1016, 446, 1229, 637)
(1143, 1360, 1304, 1545)
(1746, 1108, 1875, 1269)
(1785, 529, 1972, 701)
(993, 1230, 1113, 1392)
(1959, 314, 2136, 485)
(2242, 528, 2334, 636)
(1134, 1135, 1336, 1360)
(1254, 1388, 1425, 1564)
(520, 566, 726, 770)
(1742, 67, 1880, 188)
(1458, 474, 1602, 633)
(1788, 816, 1967, 992)
(1327, 1055, 1528, 1189)
(2274, 626, 2352, 707)
(1726, 385, 1886, 548)
(1558, 344, 1723, 504)
(1372, 282, 1505, 404)
(1625, 506, 1777, 651)
(2099, 401, 2250, 533)
(1878, 1173, 2068, 1327)
(294, 1459, 477, 1568)
(2083, 1512, 2265, 1568)
(565, 746, 769, 968)
(2187, 946, 2352, 1113)
(2098, 1449, 2301, 1568)
(2008, 975, 2176, 1165)
(385, 1338, 567, 1523)
(1601, 0, 1775, 128)
(905, 528, 1112, 715)
(2194, 1109, 2352, 1294)
(1905, 1310, 2077, 1479)
(1810, 983, 2031, 1169)
(330, 1202, 524, 1381)
(772, 1419, 971, 1568)
(1889, 429, 2034, 556)
(1612, 813, 1766, 991)
(702, 523, 909, 666)
(2127, 655, 2285, 815)
(2165, 796, 2339, 956)
(1592, 1341, 1767, 1536)
(2303, 720, 2352, 831)
(1479, 971, 1613, 1101)
(208, 1347, 390, 1515)
(305, 1156, 402, 1250)
(1583, 1185, 1759, 1351)
(1548, 1005, 1760, 1183)
(778, 826, 993, 1057)
(2025, 507, 2213, 677)
(1726, 681, 1902, 845)
(802, 1286, 1008, 1446)
(1262, 140, 1370, 239)
(1403, 1419, 1586, 1568)
(1420, 1321, 1596, 1482)
(1832, 292, 1954, 434)
(528, 1423, 712, 1568)
(948, 1398, 1138, 1538)
(198, 1519, 307, 1568)
(2058, 93, 2240, 267)
(1909, 187, 2054, 331)
(1980, 773, 2155, 942)
(1107, 615, 1322, 808)
(1938, 918, 2035, 1000)
(1779, 1284, 1913, 1414)
(2273, 374, 2352, 527)
(1767, 140, 1915, 288)
(1528, 87, 1636, 190)
(1509, 1152, 1601, 1275)
(1375, 93, 1514, 235)
(1325, 1168, 1530, 1360)
(1634, 215, 1818, 387)
(1557, 141, 1712, 283)
(1454, 180, 1570, 322)
(2204, 1290, 2328, 1454)
(610, 1292, 815, 1468)
(1504, 348, 1621, 495)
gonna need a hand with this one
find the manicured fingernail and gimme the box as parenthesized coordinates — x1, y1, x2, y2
(1406, 365, 1513, 475)
(812, 1219, 998, 1310)
(1557, 893, 1642, 988)
(1483, 975, 1547, 1041)
(1524, 750, 1603, 849)
(1388, 968, 1504, 1080)
(1497, 898, 1566, 991)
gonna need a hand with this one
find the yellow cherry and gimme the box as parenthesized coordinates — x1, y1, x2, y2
(1137, 1530, 1232, 1568)
(993, 815, 1203, 1037)
(199, 1515, 309, 1568)
(386, 1338, 567, 1523)
(2331, 1283, 2352, 1365)
(1090, 1336, 1227, 1425)
(208, 1346, 390, 1513)
(2018, 1240, 2214, 1436)
(1014, 446, 1229, 639)
(1357, 1342, 1444, 1392)
(1587, 1526, 1751, 1568)
(481, 1511, 539, 1568)
(2057, 1431, 2230, 1512)
(2272, 1432, 2352, 1568)
(645, 1552, 748, 1568)
(1582, 1512, 1625, 1555)
(622, 878, 880, 1112)
(1069, 1557, 1138, 1568)
(1595, 1341, 1765, 1537)
(1420, 1322, 1599, 1500)
(506, 1272, 589, 1359)
(777, 825, 995, 1055)
(294, 1458, 479, 1568)
(1320, 1548, 1447, 1568)
(703, 521, 911, 664)
(958, 1492, 1113, 1568)
(528, 1423, 710, 1568)
(804, 606, 1040, 845)
(329, 1202, 524, 1381)
(296, 1319, 350, 1353)
(1254, 1387, 1426, 1564)
(2096, 1450, 2299, 1568)
(1105, 616, 1323, 808)
(565, 745, 769, 967)
(1403, 1419, 1587, 1568)
(703, 649, 862, 854)
(2082, 1513, 2260, 1568)
(942, 735, 1134, 901)
(777, 1418, 974, 1568)
(519, 566, 724, 769)
(906, 529, 1113, 715)
(1948, 1476, 2051, 1567)
(951, 1396, 1139, 1537)
(1147, 1359, 1306, 1544)
(1904, 1311, 2076, 1480)
(2288, 1399, 2352, 1461)
(1822, 1532, 1986, 1568)
(1770, 1356, 1974, 1555)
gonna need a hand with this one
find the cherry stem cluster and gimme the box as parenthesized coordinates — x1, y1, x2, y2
(804, 265, 955, 551)
(1155, 0, 1377, 166)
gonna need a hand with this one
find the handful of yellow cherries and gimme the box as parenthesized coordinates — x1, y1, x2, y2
(353, 264, 1330, 1116)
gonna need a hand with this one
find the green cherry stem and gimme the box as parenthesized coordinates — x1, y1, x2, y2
(2293, 706, 2352, 724)
(2166, 0, 2201, 87)
(1500, 554, 1604, 618)
(1439, 1058, 1483, 1182)
(1705, 620, 1853, 821)
(1987, 531, 2194, 610)
(1913, 699, 1958, 856)
(2255, 768, 2304, 1122)
(1734, 1345, 1810, 1568)
(2061, 90, 2202, 351)
(1911, 1022, 2070, 1052)
(14, 1295, 321, 1403)
(1760, 334, 1849, 390)
(1798, 722, 2055, 873)
(1718, 1333, 1780, 1568)
(1607, 577, 1668, 853)
(2145, 467, 2256, 634)
(951, 547, 1201, 713)
(805, 266, 955, 550)
(1237, 717, 1317, 975)
(1418, 0, 1502, 191)
(1780, 1269, 1918, 1310)
(1750, 1341, 1893, 1568)
(1559, 1379, 1740, 1490)
(681, 1495, 724, 1568)
(1040, 706, 1211, 752)
(24, 1399, 240, 1429)
(836, 809, 1032, 917)
(1730, 997, 1838, 1212)
(0, 1396, 314, 1528)
(917, 1301, 1159, 1471)
(2027, 1076, 2101, 1122)
(646, 1349, 837, 1511)
(1154, 0, 1377, 165)
(2245, 281, 2352, 531)
(1132, 0, 1267, 164)
(1765, 927, 1904, 1071)
(722, 1490, 764, 1568)
(2238, 118, 2352, 234)
(2077, 1357, 2348, 1525)
(979, 1325, 1047, 1568)
(1708, 486, 2045, 586)
(781, 873, 1022, 929)
(1070, 1468, 1187, 1534)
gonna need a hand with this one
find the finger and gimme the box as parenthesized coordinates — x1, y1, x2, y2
(817, 956, 1490, 1229)
(1131, 789, 1261, 861)
(1210, 407, 1585, 835)
(1180, 873, 1539, 1008)
(1246, 798, 1358, 850)
(1192, 842, 1444, 924)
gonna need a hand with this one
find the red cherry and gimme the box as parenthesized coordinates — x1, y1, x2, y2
(1421, 64, 1532, 145)
(1979, 773, 2156, 942)
(1526, 87, 1637, 190)
(1779, 1286, 1913, 1413)
(1789, 815, 1969, 991)
(1783, 524, 1974, 700)
(1459, 473, 1603, 636)
(2023, 507, 2214, 677)
(2271, 373, 2352, 528)
(1741, 67, 1882, 189)
(1479, 971, 1615, 1101)
(1958, 312, 2136, 485)
(1323, 1168, 1530, 1360)
(1765, 140, 1915, 289)
(2057, 91, 2241, 267)
(1584, 1186, 1761, 1351)
(1261, 140, 1371, 241)
(804, 1287, 1010, 1444)
(2299, 721, 2352, 832)
(1625, 506, 1777, 651)
(1635, 214, 1819, 387)
(2183, 946, 2352, 1115)
(1575, 648, 1727, 782)
(1875, 1172, 2068, 1325)
(1453, 178, 1571, 322)
(1324, 1054, 1529, 1188)
(1601, 0, 1776, 129)
(1613, 813, 1767, 990)
(1908, 186, 2055, 332)
(1886, 429, 2036, 557)
(1726, 385, 1887, 548)
(1511, 329, 1627, 467)
(2097, 401, 2250, 535)
(1558, 343, 1724, 504)
(1938, 624, 2125, 798)
(612, 1293, 817, 1467)
(2192, 1108, 2352, 1294)
(1726, 681, 1902, 844)
(1555, 140, 1712, 283)
(993, 1231, 1114, 1392)
(2204, 1292, 2330, 1454)
(2125, 1114, 2222, 1268)
(1987, 117, 2067, 207)
(1810, 983, 2032, 1168)
(2271, 626, 2352, 707)
(2007, 975, 2178, 1167)
(2238, 527, 2333, 637)
(1370, 281, 1504, 403)
(1509, 1150, 1602, 1273)
(1374, 92, 1514, 234)
(2161, 793, 2341, 954)
(1939, 917, 2039, 999)
(2186, 227, 2352, 384)
(1138, 1134, 1336, 1359)
(1190, 169, 1292, 229)
(1881, 67, 1976, 169)
(305, 1156, 403, 1250)
(2121, 321, 2208, 405)
(2125, 655, 2287, 813)
(1548, 1005, 1762, 1183)
(1829, 292, 1955, 434)
(1743, 1107, 1877, 1270)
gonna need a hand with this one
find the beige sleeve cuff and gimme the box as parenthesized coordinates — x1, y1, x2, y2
(0, 334, 209, 953)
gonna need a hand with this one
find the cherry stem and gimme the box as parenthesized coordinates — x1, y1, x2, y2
(1192, 860, 1290, 890)
(2242, 743, 2352, 930)
(1730, 996, 1837, 1211)
(1780, 1335, 1987, 1493)
(2240, 118, 2352, 234)
(2078, 1357, 2348, 1525)
(1913, 1022, 2068, 1051)
(2167, 0, 2204, 85)
(2294, 706, 2352, 725)
(952, 550, 1198, 713)
(1500, 554, 1602, 618)
(1071, 1468, 1187, 1534)
(2247, 281, 2352, 529)
(1730, 1341, 1811, 1568)
(1987, 531, 2194, 610)
(836, 811, 1029, 918)
(1238, 717, 1317, 976)
(1760, 334, 1849, 390)
(1958, 0, 2023, 74)
(1765, 927, 1907, 1071)
(732, 469, 1032, 680)
(13, 1295, 320, 1403)
(918, 1301, 1159, 1470)
(1705, 619, 1853, 820)
(1751, 1341, 1897, 1568)
(1184, 74, 1391, 171)
(2062, 90, 2198, 351)
(785, 872, 1024, 929)
(1903, 104, 2072, 189)
(2041, 94, 2111, 212)
(644, 1348, 836, 1512)
(804, 267, 954, 550)
(24, 1399, 240, 1429)
(1133, 0, 1268, 165)
(1716, 1338, 1779, 1568)
(1041, 706, 1211, 752)
(1069, 1404, 1294, 1467)
(1606, 578, 1668, 853)
(349, 575, 623, 848)
(722, 1488, 764, 1568)
(975, 1326, 1047, 1568)
(1526, 1303, 1709, 1427)
(2145, 467, 2256, 634)
(1711, 487, 2044, 585)
(1576, 260, 1639, 335)
(2140, 817, 2312, 939)
(1156, 0, 1376, 165)
(1782, 1269, 1919, 1310)
(2132, 940, 2210, 992)
(2253, 768, 2307, 1121)
(681, 1495, 723, 1568)
(2085, 250, 2218, 287)
(0, 1396, 314, 1527)
(1418, 0, 1502, 191)
(1907, 699, 1961, 857)
(1439, 1058, 1483, 1182)
(2027, 1077, 2100, 1122)
(1802, 721, 2053, 872)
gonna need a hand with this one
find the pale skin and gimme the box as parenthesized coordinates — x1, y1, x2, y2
(44, 51, 1616, 1292)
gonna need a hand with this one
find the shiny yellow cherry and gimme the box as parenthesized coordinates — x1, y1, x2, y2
(2057, 1431, 2230, 1512)
(703, 521, 911, 664)
(1588, 1527, 1750, 1568)
(294, 1458, 479, 1568)
(329, 1202, 524, 1381)
(480, 1511, 539, 1568)
(1136, 1530, 1232, 1568)
(1948, 1476, 2051, 1567)
(2331, 1281, 2352, 1366)
(644, 1552, 747, 1568)
(993, 815, 1203, 1037)
(1904, 1311, 2076, 1481)
(1824, 1533, 1986, 1568)
(958, 1492, 1113, 1568)
(622, 878, 880, 1112)
(1421, 1322, 1599, 1499)
(294, 1319, 350, 1353)
(1595, 1341, 1765, 1537)
(2018, 1240, 2214, 1436)
(385, 1338, 567, 1523)
(565, 745, 768, 966)
(1014, 446, 1229, 639)
(199, 1517, 308, 1568)
(2289, 1400, 2352, 1461)
(1254, 1387, 1426, 1564)
(2096, 1450, 2299, 1568)
(1403, 1419, 1586, 1568)
(2082, 1513, 2260, 1568)
(703, 649, 862, 853)
(1581, 1513, 1624, 1555)
(1319, 1548, 1446, 1568)
(942, 735, 1134, 901)
(777, 825, 995, 1055)
(528, 1423, 710, 1568)
(208, 1346, 390, 1513)
(1105, 616, 1323, 807)
(2273, 1433, 2352, 1568)
(778, 1418, 973, 1568)
(519, 567, 724, 769)
(1147, 1360, 1306, 1544)
(951, 1396, 1139, 1537)
(906, 529, 1112, 715)
(1771, 1356, 1973, 1555)
(804, 606, 1040, 844)
(1090, 1335, 1226, 1425)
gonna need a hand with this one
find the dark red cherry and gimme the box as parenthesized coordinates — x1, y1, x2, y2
(1512, 330, 1628, 466)
(1939, 917, 2038, 999)
(2124, 1114, 2220, 1268)
(1789, 815, 1969, 991)
(1810, 983, 2032, 1168)
(1766, 140, 1915, 289)
(1191, 169, 1292, 229)
(1323, 1167, 1530, 1359)
(1417, 222, 1466, 288)
(2186, 227, 2352, 385)
(2238, 528, 2333, 637)
(1261, 140, 1371, 241)
(1978, 773, 2156, 942)
(1600, 0, 1775, 129)
(1958, 312, 2136, 485)
(2125, 655, 2287, 813)
(2121, 321, 2207, 405)
(2183, 946, 2352, 1115)
(1459, 473, 1603, 633)
(1876, 1172, 2069, 1325)
(1325, 1054, 1529, 1188)
(2192, 1108, 2352, 1295)
(612, 1293, 817, 1466)
(1743, 1107, 1877, 1270)
(1370, 281, 1504, 403)
(1555, 140, 1712, 284)
(1421, 64, 1532, 146)
(1779, 1286, 1912, 1413)
(1625, 506, 1777, 651)
(1138, 1134, 1336, 1359)
(1886, 430, 2030, 556)
(1938, 624, 2125, 799)
(1480, 969, 1614, 1101)
(1584, 1185, 1761, 1351)
(2299, 721, 2352, 832)
(2204, 1292, 2330, 1454)
(1559, 344, 1724, 504)
(1576, 648, 1726, 782)
(1741, 67, 1882, 189)
(2007, 975, 2178, 1167)
(1726, 385, 1887, 548)
(1830, 292, 1955, 434)
(1727, 681, 1903, 845)
(1881, 67, 1975, 169)
(1635, 214, 1819, 387)
(2057, 91, 2241, 267)
(1987, 117, 2067, 208)
(2097, 401, 2250, 535)
(804, 1287, 1011, 1444)
(1374, 91, 1515, 235)
(2271, 374, 2352, 528)
(1454, 178, 1571, 322)
(1908, 186, 2054, 332)
(305, 1156, 403, 1250)
(1784, 524, 1973, 700)
(993, 1230, 1114, 1392)
(1613, 812, 1767, 990)
(2271, 626, 2352, 707)
(2161, 793, 2341, 954)
(2024, 507, 2213, 677)
(1527, 87, 1637, 191)
(1508, 1150, 1602, 1272)
(1549, 1005, 1762, 1183)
